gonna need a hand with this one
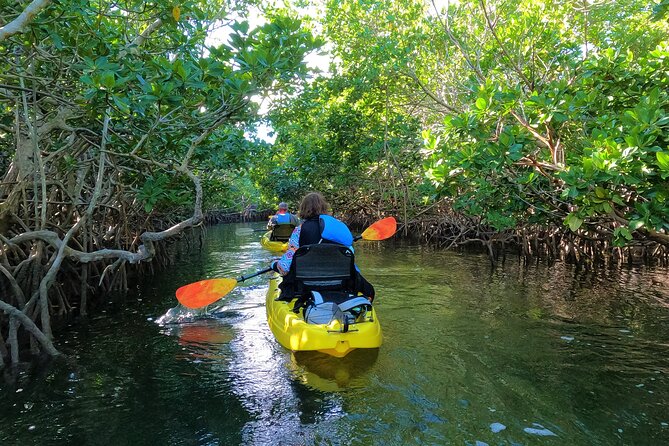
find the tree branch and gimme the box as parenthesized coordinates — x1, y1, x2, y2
(0, 264, 26, 308)
(0, 0, 52, 42)
(610, 210, 669, 246)
(478, 0, 533, 90)
(8, 168, 204, 264)
(131, 18, 163, 48)
(0, 299, 60, 356)
(180, 101, 247, 169)
(509, 110, 552, 148)
(401, 71, 460, 113)
(431, 0, 485, 83)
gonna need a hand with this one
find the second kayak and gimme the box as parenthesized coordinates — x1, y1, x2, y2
(260, 231, 288, 252)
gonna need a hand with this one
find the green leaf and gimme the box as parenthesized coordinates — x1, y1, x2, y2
(173, 59, 187, 80)
(657, 152, 669, 171)
(49, 32, 63, 49)
(99, 71, 115, 89)
(475, 98, 487, 110)
(94, 56, 109, 69)
(508, 143, 523, 161)
(553, 112, 568, 123)
(594, 186, 607, 198)
(613, 227, 633, 246)
(612, 194, 625, 206)
(112, 95, 130, 114)
(232, 21, 250, 34)
(83, 88, 98, 100)
(629, 220, 645, 230)
(655, 116, 669, 126)
(564, 213, 583, 232)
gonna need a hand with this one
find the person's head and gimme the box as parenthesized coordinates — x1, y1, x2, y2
(298, 192, 329, 219)
(278, 202, 288, 212)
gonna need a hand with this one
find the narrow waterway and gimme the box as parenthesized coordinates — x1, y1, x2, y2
(2, 223, 668, 445)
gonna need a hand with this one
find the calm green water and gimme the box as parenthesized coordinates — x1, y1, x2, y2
(2, 223, 669, 445)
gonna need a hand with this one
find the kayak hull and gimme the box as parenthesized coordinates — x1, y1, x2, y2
(265, 275, 382, 358)
(260, 231, 288, 252)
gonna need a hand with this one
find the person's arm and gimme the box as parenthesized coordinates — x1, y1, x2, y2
(271, 226, 301, 275)
(290, 214, 300, 226)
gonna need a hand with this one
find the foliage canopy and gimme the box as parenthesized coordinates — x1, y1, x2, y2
(258, 0, 669, 248)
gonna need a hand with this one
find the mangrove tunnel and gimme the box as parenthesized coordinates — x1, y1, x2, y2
(1, 1, 669, 443)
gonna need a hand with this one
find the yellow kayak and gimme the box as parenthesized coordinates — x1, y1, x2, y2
(265, 275, 382, 357)
(260, 231, 288, 252)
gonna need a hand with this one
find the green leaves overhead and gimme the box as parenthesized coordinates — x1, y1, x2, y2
(255, 0, 669, 247)
(6, 0, 667, 249)
(1, 0, 322, 215)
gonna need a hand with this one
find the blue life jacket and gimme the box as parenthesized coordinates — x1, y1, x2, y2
(319, 214, 353, 247)
(275, 212, 291, 224)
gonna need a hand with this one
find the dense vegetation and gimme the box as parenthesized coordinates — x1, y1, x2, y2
(0, 0, 318, 364)
(261, 0, 669, 260)
(1, 0, 668, 365)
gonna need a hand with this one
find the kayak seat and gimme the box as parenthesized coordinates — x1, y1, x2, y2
(291, 244, 373, 325)
(293, 244, 356, 294)
(270, 224, 295, 242)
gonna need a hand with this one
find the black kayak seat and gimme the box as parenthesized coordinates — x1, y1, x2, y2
(293, 244, 355, 293)
(270, 224, 295, 242)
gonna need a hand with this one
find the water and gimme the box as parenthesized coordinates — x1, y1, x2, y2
(1, 223, 668, 445)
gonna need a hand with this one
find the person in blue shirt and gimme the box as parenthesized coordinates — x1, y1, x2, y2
(271, 192, 375, 301)
(268, 202, 299, 228)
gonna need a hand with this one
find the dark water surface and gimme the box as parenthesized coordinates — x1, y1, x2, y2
(2, 223, 669, 445)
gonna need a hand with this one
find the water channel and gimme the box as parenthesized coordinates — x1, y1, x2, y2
(1, 223, 668, 445)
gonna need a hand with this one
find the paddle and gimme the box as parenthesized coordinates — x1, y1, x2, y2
(176, 267, 273, 309)
(235, 227, 269, 235)
(176, 216, 397, 309)
(355, 216, 396, 241)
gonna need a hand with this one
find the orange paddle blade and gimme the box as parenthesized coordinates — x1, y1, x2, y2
(175, 278, 238, 309)
(361, 217, 397, 241)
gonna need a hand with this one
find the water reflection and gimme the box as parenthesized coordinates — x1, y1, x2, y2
(171, 320, 234, 359)
(289, 349, 380, 392)
(215, 286, 351, 445)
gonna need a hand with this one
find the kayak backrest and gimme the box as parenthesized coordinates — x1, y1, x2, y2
(270, 224, 295, 241)
(293, 244, 355, 293)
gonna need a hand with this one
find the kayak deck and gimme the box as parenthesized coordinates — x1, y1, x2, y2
(265, 275, 382, 357)
(260, 231, 288, 252)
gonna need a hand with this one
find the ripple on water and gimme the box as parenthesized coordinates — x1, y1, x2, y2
(523, 422, 558, 436)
